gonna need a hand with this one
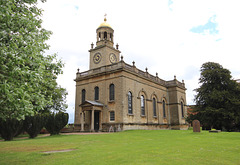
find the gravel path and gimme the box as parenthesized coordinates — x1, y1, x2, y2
(0, 132, 112, 141)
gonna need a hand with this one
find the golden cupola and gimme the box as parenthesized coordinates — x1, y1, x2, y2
(96, 16, 114, 47)
(98, 17, 112, 29)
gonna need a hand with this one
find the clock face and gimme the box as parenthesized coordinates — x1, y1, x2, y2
(109, 53, 117, 63)
(93, 53, 102, 64)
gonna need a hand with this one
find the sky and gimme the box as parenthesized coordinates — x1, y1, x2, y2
(38, 0, 240, 123)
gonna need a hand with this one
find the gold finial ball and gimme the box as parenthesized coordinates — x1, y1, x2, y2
(104, 14, 107, 22)
(98, 14, 111, 28)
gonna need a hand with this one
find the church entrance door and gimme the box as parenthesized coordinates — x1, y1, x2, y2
(94, 111, 100, 131)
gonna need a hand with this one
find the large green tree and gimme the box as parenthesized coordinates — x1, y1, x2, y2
(0, 0, 67, 121)
(43, 86, 68, 113)
(192, 62, 240, 131)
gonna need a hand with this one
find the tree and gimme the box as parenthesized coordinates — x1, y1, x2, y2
(192, 62, 240, 131)
(0, 0, 66, 121)
(24, 114, 46, 138)
(43, 86, 68, 113)
(0, 118, 23, 141)
(45, 112, 69, 135)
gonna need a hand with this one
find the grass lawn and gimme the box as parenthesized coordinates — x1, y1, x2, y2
(0, 130, 240, 165)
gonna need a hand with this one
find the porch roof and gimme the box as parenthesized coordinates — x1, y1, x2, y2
(80, 100, 104, 107)
(79, 100, 104, 111)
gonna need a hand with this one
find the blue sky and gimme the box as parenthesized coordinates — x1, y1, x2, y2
(190, 15, 219, 35)
(38, 0, 240, 123)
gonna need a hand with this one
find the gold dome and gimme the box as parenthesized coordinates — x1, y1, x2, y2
(98, 17, 112, 28)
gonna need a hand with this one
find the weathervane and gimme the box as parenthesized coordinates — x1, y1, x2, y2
(104, 13, 107, 22)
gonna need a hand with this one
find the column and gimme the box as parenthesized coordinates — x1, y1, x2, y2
(81, 112, 84, 131)
(101, 32, 104, 40)
(99, 111, 102, 131)
(91, 110, 94, 131)
(107, 32, 110, 41)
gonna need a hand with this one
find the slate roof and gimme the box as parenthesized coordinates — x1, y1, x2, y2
(80, 100, 104, 107)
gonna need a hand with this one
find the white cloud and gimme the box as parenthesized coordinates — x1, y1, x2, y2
(38, 0, 240, 122)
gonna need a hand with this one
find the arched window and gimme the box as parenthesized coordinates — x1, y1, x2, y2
(153, 98, 157, 117)
(94, 86, 99, 101)
(98, 32, 101, 41)
(82, 89, 86, 103)
(181, 102, 184, 117)
(110, 33, 112, 41)
(163, 100, 166, 118)
(109, 84, 114, 101)
(141, 95, 145, 116)
(104, 31, 107, 40)
(128, 92, 133, 114)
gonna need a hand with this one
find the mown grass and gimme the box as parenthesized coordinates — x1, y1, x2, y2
(0, 130, 240, 165)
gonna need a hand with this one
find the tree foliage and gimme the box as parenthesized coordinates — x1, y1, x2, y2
(24, 114, 46, 138)
(191, 62, 240, 131)
(45, 112, 69, 135)
(0, 0, 67, 121)
(0, 118, 23, 141)
(43, 86, 68, 113)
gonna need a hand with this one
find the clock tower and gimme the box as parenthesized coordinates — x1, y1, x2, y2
(89, 16, 121, 69)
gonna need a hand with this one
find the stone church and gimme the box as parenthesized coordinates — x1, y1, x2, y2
(74, 17, 188, 132)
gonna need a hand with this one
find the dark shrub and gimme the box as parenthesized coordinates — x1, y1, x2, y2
(14, 124, 25, 137)
(45, 112, 68, 135)
(0, 118, 23, 141)
(24, 114, 46, 138)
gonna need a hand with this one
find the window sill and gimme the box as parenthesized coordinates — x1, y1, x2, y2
(128, 114, 134, 116)
(153, 116, 157, 118)
(108, 100, 115, 103)
(141, 115, 146, 117)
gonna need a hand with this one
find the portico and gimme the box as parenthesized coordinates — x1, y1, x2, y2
(80, 100, 103, 132)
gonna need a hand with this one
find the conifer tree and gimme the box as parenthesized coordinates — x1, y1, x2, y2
(192, 62, 240, 131)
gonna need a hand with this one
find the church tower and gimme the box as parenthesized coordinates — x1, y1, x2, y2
(89, 16, 121, 69)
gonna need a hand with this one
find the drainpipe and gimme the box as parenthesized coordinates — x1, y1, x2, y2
(158, 102, 160, 125)
(167, 88, 171, 130)
(146, 99, 148, 125)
